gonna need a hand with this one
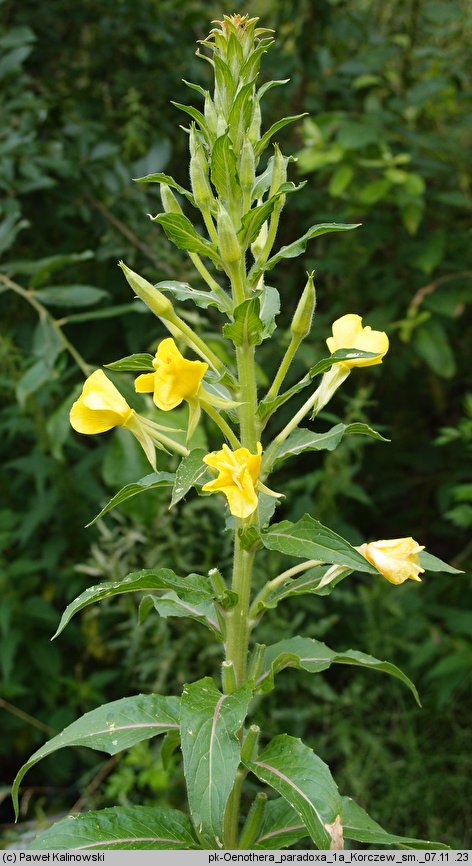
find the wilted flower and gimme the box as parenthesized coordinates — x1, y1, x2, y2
(202, 443, 263, 519)
(358, 537, 425, 585)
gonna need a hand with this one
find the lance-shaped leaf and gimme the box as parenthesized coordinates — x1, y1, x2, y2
(255, 798, 308, 849)
(156, 280, 229, 313)
(223, 297, 265, 347)
(254, 796, 448, 851)
(148, 592, 223, 640)
(255, 113, 308, 157)
(258, 349, 379, 423)
(133, 171, 196, 207)
(152, 213, 220, 264)
(180, 678, 252, 848)
(105, 353, 155, 372)
(259, 284, 280, 339)
(171, 101, 211, 144)
(254, 636, 420, 704)
(53, 568, 214, 638)
(244, 734, 341, 850)
(35, 285, 109, 308)
(261, 514, 378, 573)
(171, 449, 208, 508)
(33, 806, 197, 850)
(86, 472, 175, 527)
(340, 797, 449, 849)
(254, 566, 351, 615)
(271, 423, 388, 467)
(12, 695, 180, 819)
(251, 222, 360, 278)
(420, 551, 463, 574)
(211, 133, 238, 204)
(238, 184, 303, 249)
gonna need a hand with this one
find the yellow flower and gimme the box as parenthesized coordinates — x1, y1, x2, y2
(135, 338, 208, 411)
(326, 314, 389, 367)
(358, 537, 425, 585)
(202, 443, 263, 519)
(70, 370, 133, 434)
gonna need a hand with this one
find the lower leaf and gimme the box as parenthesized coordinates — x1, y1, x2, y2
(33, 806, 198, 850)
(245, 734, 342, 850)
(12, 694, 179, 819)
(255, 636, 420, 704)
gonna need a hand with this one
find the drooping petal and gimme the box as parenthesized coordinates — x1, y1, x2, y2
(135, 373, 156, 393)
(70, 370, 132, 434)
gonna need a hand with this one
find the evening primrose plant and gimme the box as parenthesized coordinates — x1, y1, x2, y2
(14, 15, 458, 851)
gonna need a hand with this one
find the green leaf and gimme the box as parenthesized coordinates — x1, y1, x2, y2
(223, 297, 264, 347)
(34, 284, 109, 308)
(254, 566, 352, 614)
(254, 636, 420, 704)
(245, 734, 341, 849)
(341, 797, 449, 849)
(171, 449, 208, 508)
(148, 593, 223, 639)
(255, 798, 308, 849)
(420, 551, 463, 574)
(252, 223, 360, 278)
(329, 165, 354, 196)
(180, 678, 252, 847)
(15, 359, 52, 406)
(259, 349, 380, 423)
(259, 284, 280, 339)
(0, 250, 94, 287)
(171, 101, 210, 143)
(53, 568, 214, 638)
(105, 353, 155, 372)
(271, 423, 388, 467)
(414, 319, 456, 379)
(211, 133, 238, 204)
(33, 806, 198, 850)
(133, 171, 196, 207)
(261, 514, 378, 573)
(239, 184, 303, 249)
(63, 302, 147, 324)
(86, 472, 175, 526)
(156, 280, 229, 313)
(255, 113, 308, 157)
(12, 694, 180, 819)
(152, 213, 220, 264)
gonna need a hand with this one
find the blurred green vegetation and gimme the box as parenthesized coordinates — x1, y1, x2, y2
(1, 0, 471, 850)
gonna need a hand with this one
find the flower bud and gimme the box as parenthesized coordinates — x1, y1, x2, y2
(247, 99, 261, 144)
(239, 137, 256, 193)
(119, 261, 174, 320)
(269, 144, 287, 197)
(217, 204, 241, 264)
(250, 202, 268, 259)
(204, 93, 218, 137)
(290, 272, 317, 340)
(160, 183, 182, 215)
(190, 151, 213, 209)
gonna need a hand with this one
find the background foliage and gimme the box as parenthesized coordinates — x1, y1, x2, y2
(1, 0, 471, 849)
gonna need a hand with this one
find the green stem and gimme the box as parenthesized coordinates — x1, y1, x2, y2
(249, 559, 323, 619)
(265, 335, 300, 400)
(188, 252, 232, 313)
(263, 365, 350, 472)
(202, 208, 219, 246)
(200, 400, 241, 449)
